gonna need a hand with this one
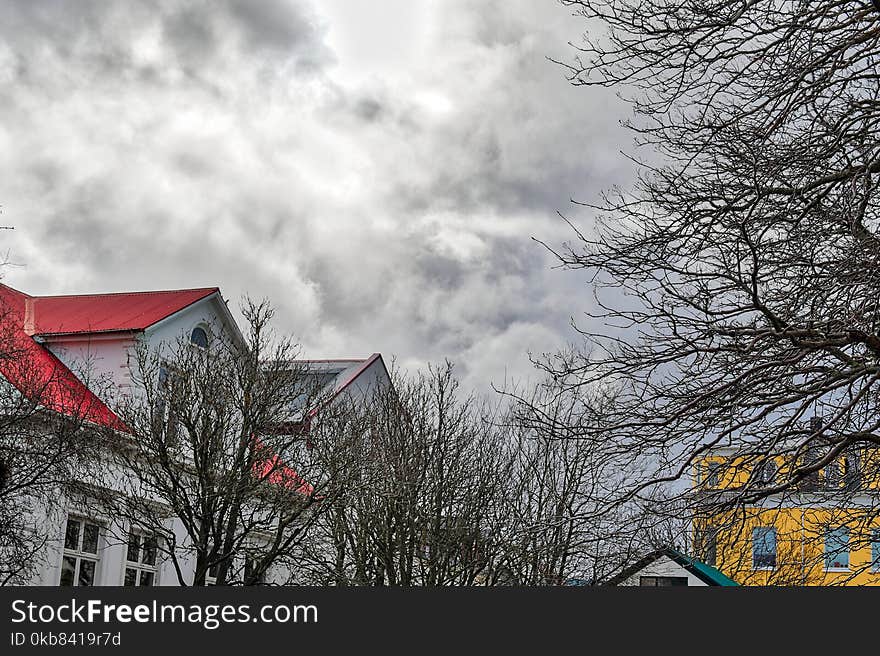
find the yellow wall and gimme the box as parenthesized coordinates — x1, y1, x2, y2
(694, 453, 880, 586)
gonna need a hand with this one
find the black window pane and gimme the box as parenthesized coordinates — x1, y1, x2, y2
(139, 571, 154, 587)
(127, 535, 140, 563)
(190, 327, 208, 349)
(142, 538, 157, 566)
(754, 554, 776, 568)
(639, 577, 657, 586)
(64, 519, 80, 551)
(60, 556, 77, 586)
(78, 560, 95, 586)
(705, 536, 717, 567)
(81, 523, 99, 554)
(124, 568, 137, 586)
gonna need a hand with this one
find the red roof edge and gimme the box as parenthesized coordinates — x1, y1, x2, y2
(251, 436, 315, 496)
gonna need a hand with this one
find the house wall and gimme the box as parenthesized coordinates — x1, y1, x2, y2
(143, 295, 237, 359)
(41, 294, 238, 407)
(27, 294, 249, 587)
(334, 355, 390, 404)
(32, 504, 198, 587)
(697, 506, 880, 586)
(43, 336, 136, 404)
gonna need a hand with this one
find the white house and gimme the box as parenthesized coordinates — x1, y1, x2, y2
(604, 546, 738, 587)
(0, 282, 390, 587)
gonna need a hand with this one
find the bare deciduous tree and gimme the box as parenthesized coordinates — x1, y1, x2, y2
(96, 299, 363, 586)
(296, 363, 513, 586)
(534, 0, 880, 582)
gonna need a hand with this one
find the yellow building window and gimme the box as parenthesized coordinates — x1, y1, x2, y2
(824, 527, 849, 571)
(752, 527, 776, 569)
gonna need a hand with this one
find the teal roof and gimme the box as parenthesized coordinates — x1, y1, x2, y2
(668, 548, 739, 586)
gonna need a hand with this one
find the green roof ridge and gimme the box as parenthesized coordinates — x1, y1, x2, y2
(669, 547, 739, 586)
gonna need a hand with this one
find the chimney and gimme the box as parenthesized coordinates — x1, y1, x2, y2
(23, 297, 35, 335)
(809, 415, 823, 432)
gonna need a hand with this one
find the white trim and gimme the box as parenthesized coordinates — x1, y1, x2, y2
(35, 331, 139, 344)
(144, 293, 245, 352)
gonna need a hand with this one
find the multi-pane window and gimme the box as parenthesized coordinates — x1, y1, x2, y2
(703, 462, 723, 488)
(190, 326, 209, 349)
(757, 460, 777, 486)
(799, 446, 821, 492)
(124, 533, 158, 586)
(695, 527, 717, 567)
(752, 527, 776, 569)
(823, 460, 841, 490)
(60, 517, 100, 586)
(843, 452, 862, 491)
(824, 527, 850, 570)
(244, 557, 265, 585)
(205, 563, 218, 586)
(871, 529, 880, 573)
(153, 366, 179, 446)
(639, 576, 688, 586)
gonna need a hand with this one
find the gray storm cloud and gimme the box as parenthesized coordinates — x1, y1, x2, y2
(0, 0, 633, 392)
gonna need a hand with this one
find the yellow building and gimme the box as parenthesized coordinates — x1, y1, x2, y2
(692, 447, 880, 585)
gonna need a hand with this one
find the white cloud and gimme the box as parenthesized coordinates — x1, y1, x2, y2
(0, 0, 634, 393)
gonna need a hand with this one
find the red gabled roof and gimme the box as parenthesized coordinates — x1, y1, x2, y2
(252, 437, 315, 496)
(0, 283, 218, 429)
(28, 287, 218, 336)
(0, 284, 124, 429)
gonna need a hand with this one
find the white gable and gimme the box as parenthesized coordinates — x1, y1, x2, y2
(142, 292, 242, 355)
(617, 554, 708, 587)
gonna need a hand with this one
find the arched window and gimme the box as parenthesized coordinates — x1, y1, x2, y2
(190, 326, 209, 349)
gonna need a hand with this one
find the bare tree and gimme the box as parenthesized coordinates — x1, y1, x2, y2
(0, 290, 100, 585)
(536, 0, 880, 582)
(96, 299, 363, 586)
(294, 362, 659, 587)
(498, 374, 684, 585)
(296, 362, 515, 586)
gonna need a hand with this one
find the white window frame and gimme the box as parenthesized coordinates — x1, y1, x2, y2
(123, 531, 159, 586)
(59, 515, 102, 587)
(757, 460, 778, 486)
(871, 528, 880, 573)
(154, 364, 181, 448)
(244, 555, 266, 586)
(752, 526, 777, 571)
(823, 526, 850, 572)
(205, 562, 218, 586)
(704, 461, 722, 488)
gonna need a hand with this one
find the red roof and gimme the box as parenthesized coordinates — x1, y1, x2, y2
(0, 284, 123, 428)
(0, 283, 218, 429)
(28, 287, 218, 336)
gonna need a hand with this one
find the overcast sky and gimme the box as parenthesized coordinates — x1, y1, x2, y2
(0, 0, 633, 392)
